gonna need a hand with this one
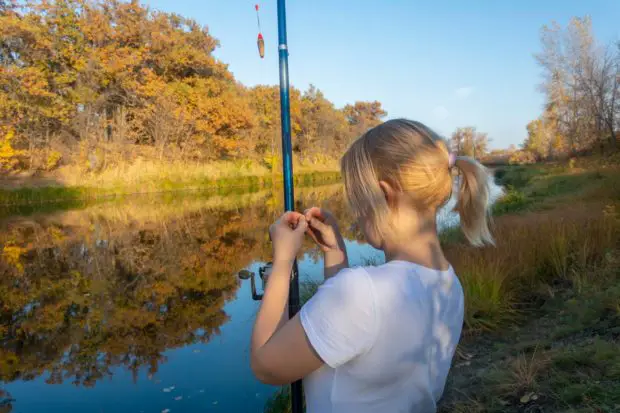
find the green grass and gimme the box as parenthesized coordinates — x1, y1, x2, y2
(457, 257, 518, 332)
(492, 187, 531, 215)
(439, 226, 465, 245)
(264, 387, 294, 413)
(494, 165, 551, 189)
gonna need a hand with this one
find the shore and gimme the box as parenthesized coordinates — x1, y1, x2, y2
(0, 159, 341, 206)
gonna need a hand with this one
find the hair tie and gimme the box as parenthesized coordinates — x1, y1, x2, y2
(448, 153, 457, 168)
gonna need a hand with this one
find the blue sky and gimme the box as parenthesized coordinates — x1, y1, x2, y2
(142, 0, 619, 149)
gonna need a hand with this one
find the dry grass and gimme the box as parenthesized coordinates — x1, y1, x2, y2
(0, 158, 341, 205)
(446, 206, 618, 334)
(447, 159, 620, 335)
(490, 348, 551, 396)
(57, 157, 340, 190)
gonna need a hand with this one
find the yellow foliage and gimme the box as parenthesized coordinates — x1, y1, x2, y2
(2, 243, 26, 273)
(46, 150, 63, 171)
(509, 150, 537, 165)
(0, 130, 24, 170)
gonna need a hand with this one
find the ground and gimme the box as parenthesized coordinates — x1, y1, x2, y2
(439, 257, 619, 413)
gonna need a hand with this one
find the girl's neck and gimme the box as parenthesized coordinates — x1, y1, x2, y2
(382, 214, 450, 271)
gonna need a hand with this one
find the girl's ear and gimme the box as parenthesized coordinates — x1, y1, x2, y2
(379, 180, 397, 208)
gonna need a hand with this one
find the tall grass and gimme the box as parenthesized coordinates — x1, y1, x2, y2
(0, 159, 341, 206)
(447, 206, 618, 334)
(62, 158, 340, 188)
(456, 254, 517, 332)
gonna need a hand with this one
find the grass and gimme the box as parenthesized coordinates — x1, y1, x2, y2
(0, 159, 341, 206)
(492, 187, 531, 215)
(439, 257, 620, 412)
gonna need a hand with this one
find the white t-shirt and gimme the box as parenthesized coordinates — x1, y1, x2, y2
(300, 260, 464, 413)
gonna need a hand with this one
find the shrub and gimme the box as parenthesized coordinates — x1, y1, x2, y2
(509, 150, 536, 165)
(492, 188, 531, 215)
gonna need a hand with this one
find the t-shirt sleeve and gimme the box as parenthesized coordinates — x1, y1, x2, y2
(299, 267, 378, 368)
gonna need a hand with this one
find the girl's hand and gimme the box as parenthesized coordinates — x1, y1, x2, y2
(269, 212, 308, 264)
(304, 207, 343, 252)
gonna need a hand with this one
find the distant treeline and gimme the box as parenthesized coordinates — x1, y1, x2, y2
(0, 0, 387, 172)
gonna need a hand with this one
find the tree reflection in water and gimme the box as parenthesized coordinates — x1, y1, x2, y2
(0, 184, 352, 403)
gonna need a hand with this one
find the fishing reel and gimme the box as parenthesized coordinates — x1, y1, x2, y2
(238, 261, 299, 301)
(238, 262, 272, 301)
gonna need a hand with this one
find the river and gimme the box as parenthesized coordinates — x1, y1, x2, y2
(0, 179, 501, 413)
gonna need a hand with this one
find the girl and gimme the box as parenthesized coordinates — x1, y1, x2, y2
(251, 119, 493, 413)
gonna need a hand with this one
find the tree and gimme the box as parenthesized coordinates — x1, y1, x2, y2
(298, 85, 348, 159)
(343, 101, 387, 141)
(450, 127, 489, 159)
(245, 85, 302, 158)
(535, 16, 619, 154)
(0, 0, 390, 170)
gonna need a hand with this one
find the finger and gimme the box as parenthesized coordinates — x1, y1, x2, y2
(282, 211, 303, 226)
(308, 216, 329, 232)
(305, 224, 320, 243)
(295, 216, 308, 233)
(277, 212, 299, 229)
(304, 207, 324, 222)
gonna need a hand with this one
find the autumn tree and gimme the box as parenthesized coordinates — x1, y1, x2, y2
(0, 0, 388, 171)
(344, 101, 387, 141)
(450, 127, 489, 159)
(535, 16, 619, 154)
(298, 85, 348, 159)
(245, 85, 302, 159)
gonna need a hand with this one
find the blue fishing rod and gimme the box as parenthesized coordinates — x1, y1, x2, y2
(251, 2, 303, 411)
(276, 1, 304, 412)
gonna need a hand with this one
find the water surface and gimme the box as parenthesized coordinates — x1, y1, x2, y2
(0, 180, 500, 413)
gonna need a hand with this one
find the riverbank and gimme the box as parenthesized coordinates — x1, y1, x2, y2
(0, 159, 341, 206)
(265, 154, 620, 413)
(438, 155, 619, 412)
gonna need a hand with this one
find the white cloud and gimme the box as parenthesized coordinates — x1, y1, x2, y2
(433, 105, 450, 120)
(454, 86, 474, 100)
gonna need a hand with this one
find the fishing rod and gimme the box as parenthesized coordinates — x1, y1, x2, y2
(276, 1, 304, 411)
(247, 2, 303, 412)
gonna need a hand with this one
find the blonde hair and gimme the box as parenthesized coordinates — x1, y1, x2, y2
(341, 118, 493, 247)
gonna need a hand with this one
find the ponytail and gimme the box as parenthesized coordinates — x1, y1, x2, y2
(453, 156, 494, 247)
(341, 119, 494, 247)
(341, 136, 390, 238)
